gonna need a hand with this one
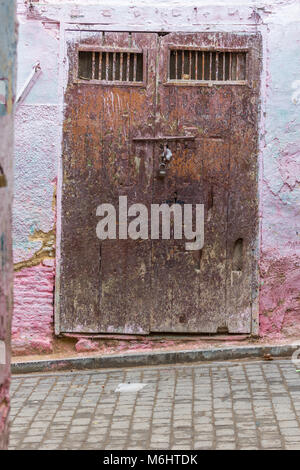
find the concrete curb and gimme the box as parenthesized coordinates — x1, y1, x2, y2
(11, 343, 300, 374)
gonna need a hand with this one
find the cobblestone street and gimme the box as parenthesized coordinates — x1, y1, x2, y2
(9, 360, 300, 450)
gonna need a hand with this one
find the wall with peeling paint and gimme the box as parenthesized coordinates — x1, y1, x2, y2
(13, 0, 300, 354)
(13, 10, 59, 353)
(0, 0, 17, 449)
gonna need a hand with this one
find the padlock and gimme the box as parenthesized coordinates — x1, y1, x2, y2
(158, 161, 167, 178)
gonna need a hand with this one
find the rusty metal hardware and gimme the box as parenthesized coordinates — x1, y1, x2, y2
(158, 161, 167, 178)
(132, 135, 195, 142)
(169, 49, 247, 83)
(78, 50, 144, 83)
(158, 144, 172, 178)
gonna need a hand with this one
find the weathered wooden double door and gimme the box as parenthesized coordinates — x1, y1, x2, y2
(59, 31, 261, 334)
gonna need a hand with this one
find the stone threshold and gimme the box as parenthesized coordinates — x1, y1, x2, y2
(11, 342, 300, 374)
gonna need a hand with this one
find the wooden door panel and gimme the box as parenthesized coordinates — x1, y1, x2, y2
(150, 32, 260, 333)
(61, 31, 156, 333)
(151, 33, 231, 332)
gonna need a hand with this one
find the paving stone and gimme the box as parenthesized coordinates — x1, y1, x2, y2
(215, 442, 237, 449)
(261, 439, 283, 448)
(278, 420, 300, 428)
(9, 360, 300, 450)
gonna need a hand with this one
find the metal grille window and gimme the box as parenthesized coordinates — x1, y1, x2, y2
(169, 49, 247, 83)
(78, 50, 144, 83)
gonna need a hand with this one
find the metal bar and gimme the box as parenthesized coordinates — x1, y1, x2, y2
(202, 51, 204, 80)
(223, 52, 225, 80)
(126, 53, 130, 81)
(189, 50, 192, 79)
(78, 46, 143, 53)
(133, 53, 137, 82)
(120, 52, 123, 81)
(209, 52, 212, 80)
(164, 45, 249, 52)
(77, 80, 149, 87)
(182, 50, 184, 79)
(112, 52, 116, 81)
(229, 52, 232, 80)
(237, 53, 240, 81)
(195, 51, 198, 80)
(163, 80, 247, 87)
(99, 51, 102, 80)
(105, 52, 109, 81)
(175, 50, 178, 79)
(92, 51, 95, 79)
(132, 135, 195, 142)
(16, 61, 42, 107)
(216, 52, 219, 81)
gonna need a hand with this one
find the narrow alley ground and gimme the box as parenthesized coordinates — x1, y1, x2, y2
(9, 360, 300, 450)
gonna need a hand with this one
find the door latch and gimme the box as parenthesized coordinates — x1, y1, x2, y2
(158, 144, 172, 178)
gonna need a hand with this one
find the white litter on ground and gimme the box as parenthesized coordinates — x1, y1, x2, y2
(115, 383, 147, 393)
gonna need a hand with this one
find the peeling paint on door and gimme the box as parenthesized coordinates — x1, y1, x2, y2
(60, 31, 261, 334)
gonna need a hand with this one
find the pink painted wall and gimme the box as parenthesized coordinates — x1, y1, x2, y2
(0, 0, 17, 450)
(13, 262, 54, 354)
(13, 0, 300, 353)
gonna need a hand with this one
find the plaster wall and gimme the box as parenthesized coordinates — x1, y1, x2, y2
(13, 0, 300, 353)
(13, 14, 59, 353)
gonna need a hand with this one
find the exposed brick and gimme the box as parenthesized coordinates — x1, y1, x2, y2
(12, 264, 55, 355)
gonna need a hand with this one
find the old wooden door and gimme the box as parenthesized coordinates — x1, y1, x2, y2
(59, 31, 261, 334)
